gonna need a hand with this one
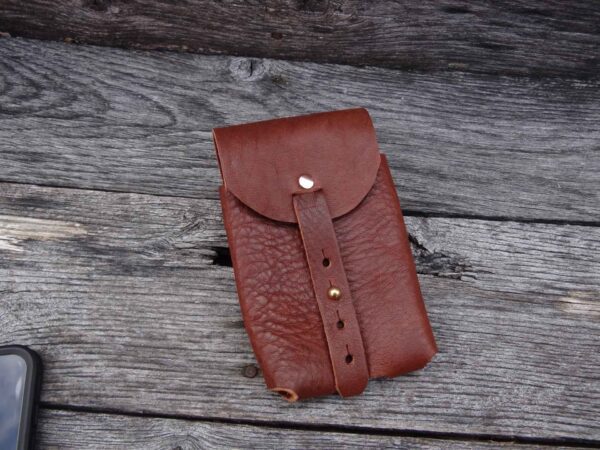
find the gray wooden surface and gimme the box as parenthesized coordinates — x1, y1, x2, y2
(1, 180, 598, 442)
(0, 32, 599, 449)
(36, 409, 589, 450)
(0, 39, 598, 223)
(0, 1, 599, 78)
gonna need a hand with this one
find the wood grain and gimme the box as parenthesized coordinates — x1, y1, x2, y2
(0, 183, 598, 441)
(36, 409, 589, 449)
(0, 1, 599, 78)
(1, 38, 599, 222)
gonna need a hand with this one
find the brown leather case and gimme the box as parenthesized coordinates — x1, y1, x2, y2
(213, 108, 437, 401)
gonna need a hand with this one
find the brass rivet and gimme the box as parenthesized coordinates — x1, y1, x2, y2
(327, 286, 342, 300)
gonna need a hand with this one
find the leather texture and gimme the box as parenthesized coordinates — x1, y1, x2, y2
(215, 108, 437, 401)
(213, 108, 380, 223)
(293, 190, 369, 397)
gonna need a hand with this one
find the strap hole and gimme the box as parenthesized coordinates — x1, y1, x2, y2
(336, 320, 345, 329)
(345, 354, 353, 364)
(322, 257, 331, 267)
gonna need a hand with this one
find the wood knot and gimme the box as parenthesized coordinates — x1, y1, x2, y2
(229, 58, 268, 82)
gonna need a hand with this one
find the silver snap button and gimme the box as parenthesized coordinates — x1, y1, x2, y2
(298, 175, 314, 189)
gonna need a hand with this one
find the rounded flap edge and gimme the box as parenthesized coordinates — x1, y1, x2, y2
(213, 108, 381, 223)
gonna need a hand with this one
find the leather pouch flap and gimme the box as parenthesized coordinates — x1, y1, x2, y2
(213, 108, 381, 223)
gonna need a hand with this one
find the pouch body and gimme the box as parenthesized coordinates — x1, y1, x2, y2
(213, 108, 437, 401)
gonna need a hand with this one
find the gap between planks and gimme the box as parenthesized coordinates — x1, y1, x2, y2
(38, 404, 600, 449)
(1, 180, 599, 229)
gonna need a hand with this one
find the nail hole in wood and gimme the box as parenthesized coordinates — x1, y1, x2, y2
(242, 364, 259, 378)
(337, 320, 345, 329)
(345, 354, 353, 364)
(322, 257, 330, 267)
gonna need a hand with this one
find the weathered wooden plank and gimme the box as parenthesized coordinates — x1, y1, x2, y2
(1, 183, 598, 441)
(36, 409, 589, 449)
(1, 38, 599, 222)
(0, 1, 599, 78)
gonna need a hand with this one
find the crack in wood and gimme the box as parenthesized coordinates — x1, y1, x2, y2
(211, 237, 472, 281)
(408, 233, 471, 280)
(210, 246, 232, 267)
(37, 404, 600, 448)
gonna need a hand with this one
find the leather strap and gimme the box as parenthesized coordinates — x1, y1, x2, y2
(293, 190, 369, 397)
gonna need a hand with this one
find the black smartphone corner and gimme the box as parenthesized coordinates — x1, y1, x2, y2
(0, 345, 42, 450)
